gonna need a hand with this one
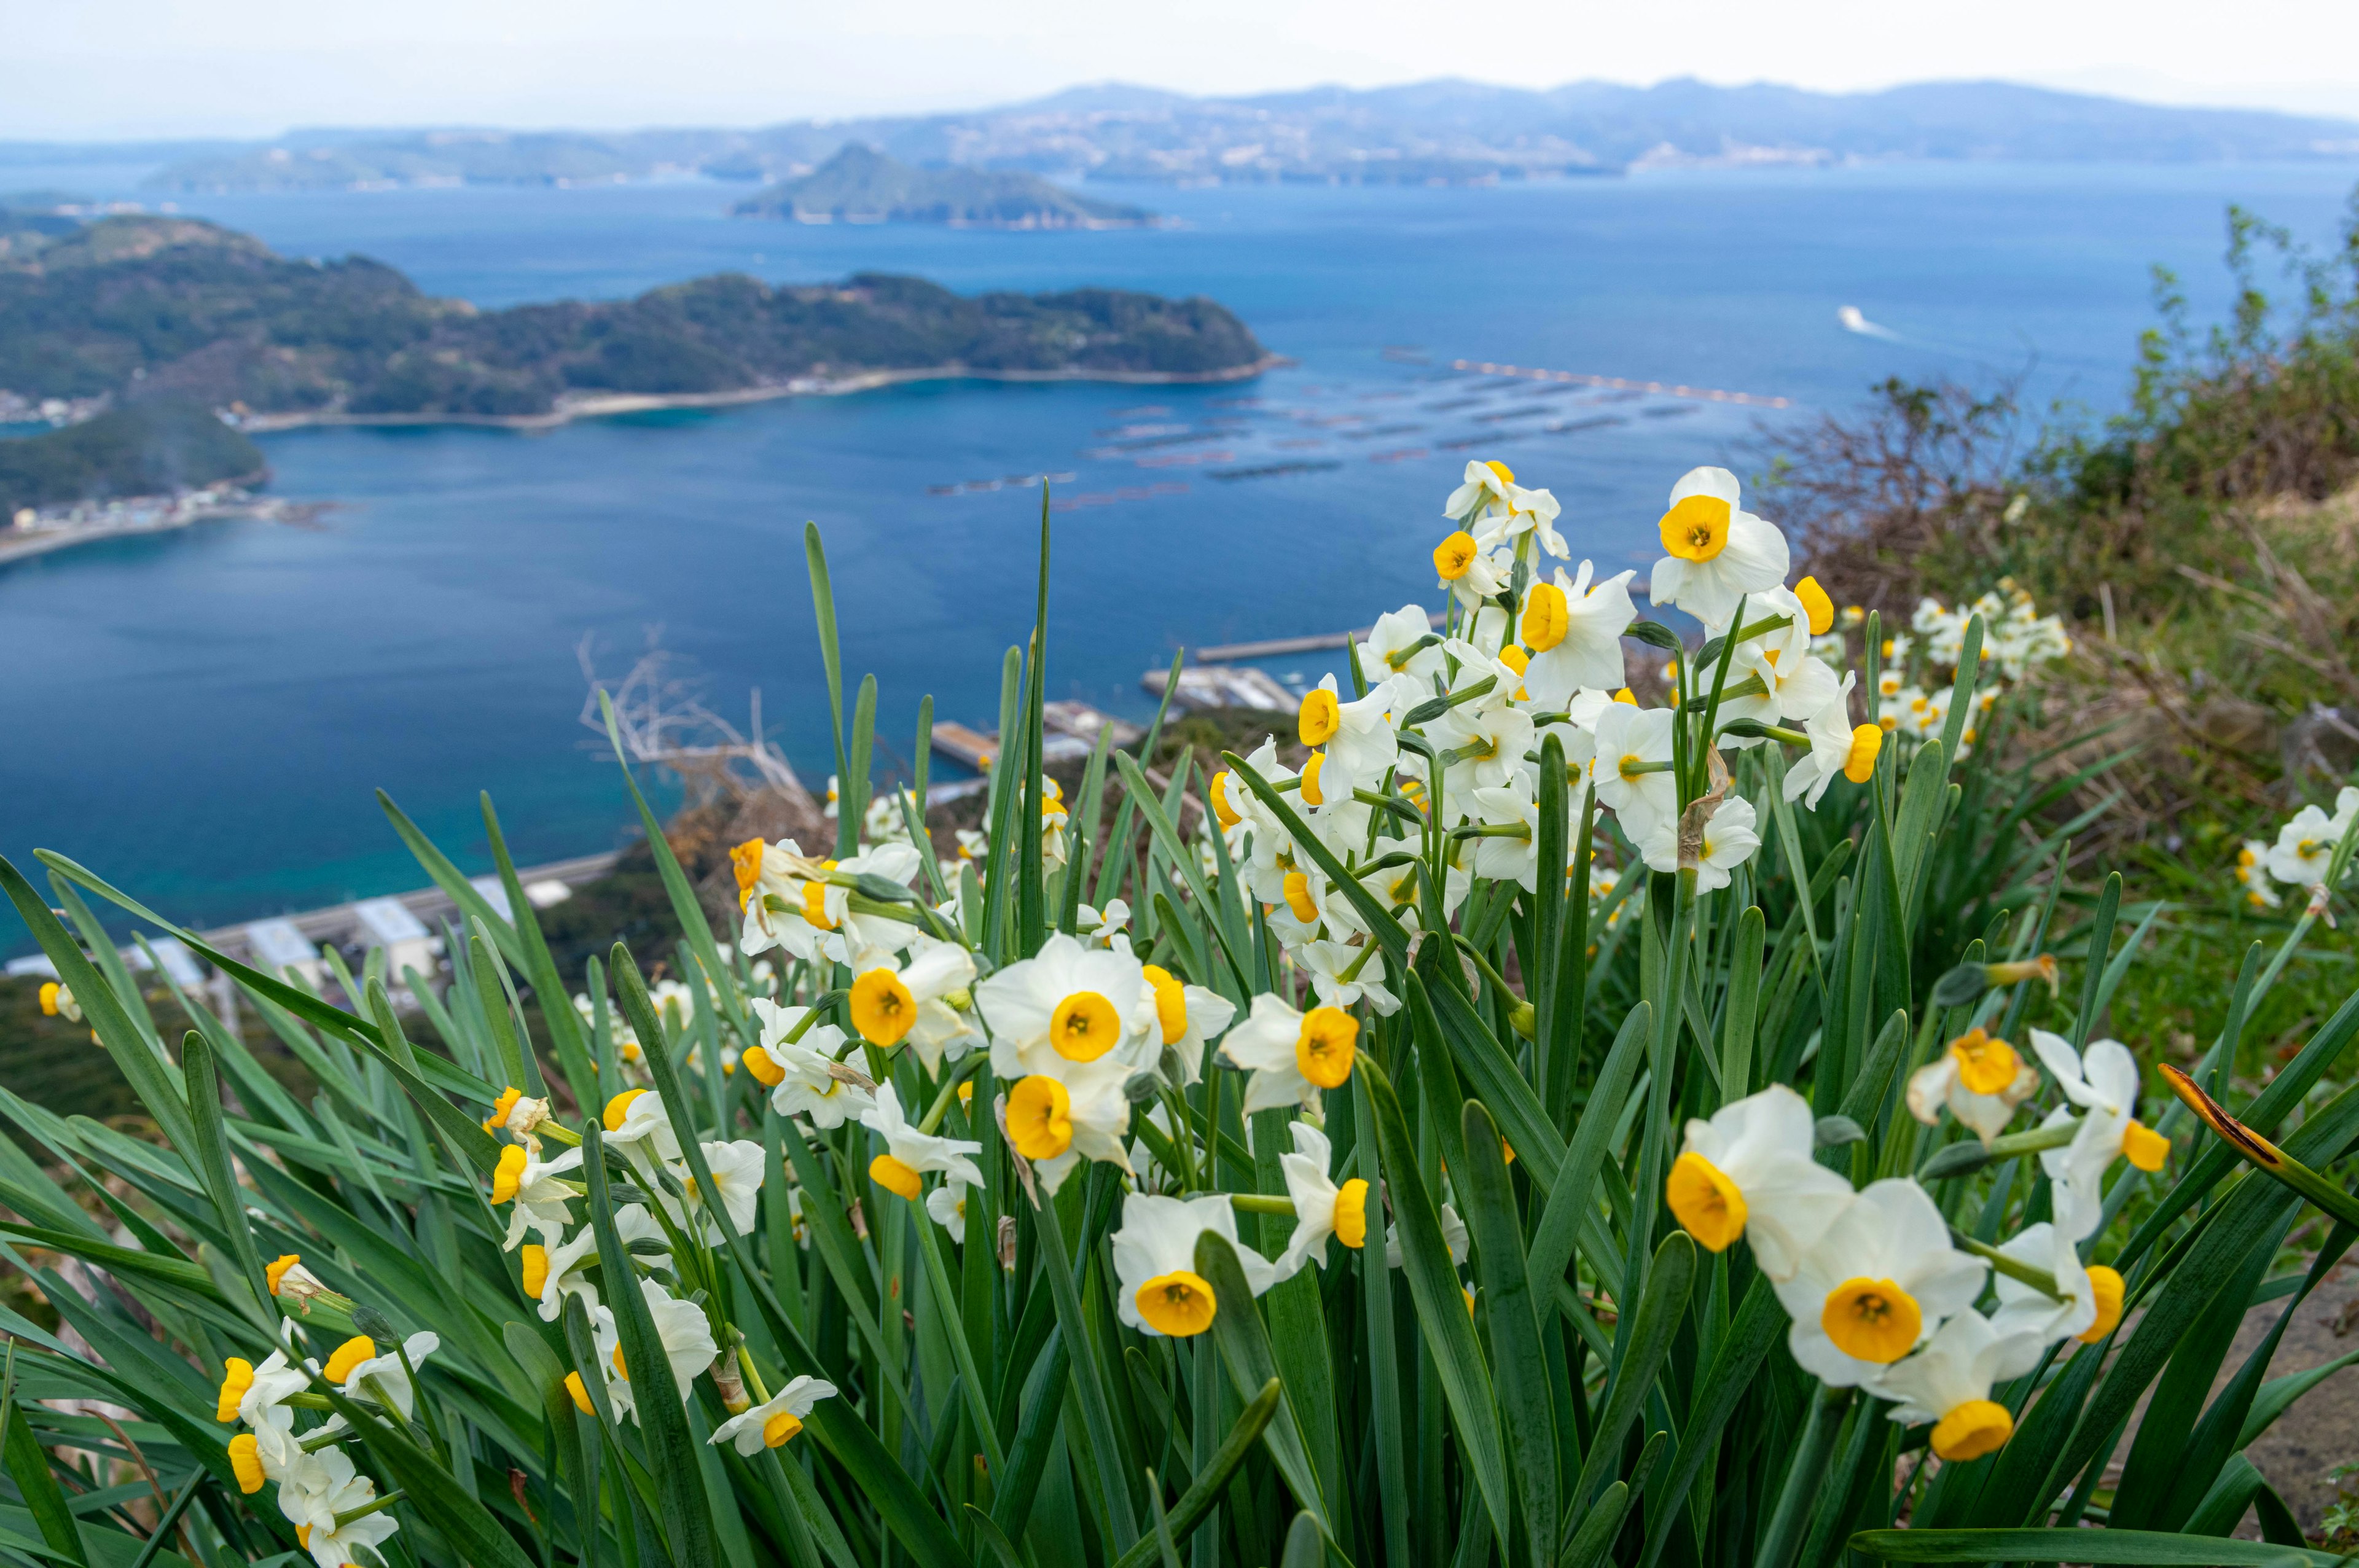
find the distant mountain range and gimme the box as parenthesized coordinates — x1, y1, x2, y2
(7, 77, 2354, 195)
(732, 144, 1154, 227)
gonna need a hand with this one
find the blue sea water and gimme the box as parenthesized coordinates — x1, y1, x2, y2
(4, 161, 2357, 950)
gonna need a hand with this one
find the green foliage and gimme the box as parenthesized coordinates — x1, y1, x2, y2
(1, 514, 2354, 1568)
(0, 394, 264, 512)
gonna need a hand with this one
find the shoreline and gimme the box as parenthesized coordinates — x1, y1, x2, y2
(234, 355, 1288, 435)
(0, 493, 323, 568)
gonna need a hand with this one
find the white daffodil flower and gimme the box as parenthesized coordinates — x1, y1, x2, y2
(730, 836, 830, 958)
(745, 1001, 874, 1129)
(1466, 779, 1542, 892)
(1137, 963, 1237, 1085)
(593, 1281, 719, 1419)
(1782, 672, 1880, 810)
(599, 1089, 681, 1164)
(1774, 1178, 1987, 1387)
(1386, 1202, 1470, 1268)
(1273, 1123, 1372, 1281)
(1592, 701, 1678, 842)
(1866, 1308, 2047, 1462)
(2028, 1031, 2168, 1239)
(818, 842, 929, 958)
(1218, 993, 1360, 1114)
(1906, 1027, 2041, 1145)
(1433, 698, 1534, 794)
(1321, 682, 1405, 799)
(331, 1331, 439, 1420)
(2234, 840, 2282, 910)
(490, 1142, 584, 1249)
(1437, 537, 1516, 611)
(1665, 1084, 1852, 1279)
(536, 1206, 668, 1322)
(1004, 1057, 1135, 1195)
(1111, 1192, 1277, 1338)
(1298, 940, 1400, 1016)
(860, 1082, 985, 1201)
(2264, 792, 2354, 886)
(1989, 1220, 2104, 1345)
(217, 1345, 310, 1432)
(681, 1139, 765, 1239)
(842, 938, 976, 1053)
(709, 1375, 838, 1455)
(1471, 478, 1568, 559)
(925, 1175, 971, 1242)
(1076, 898, 1133, 953)
(974, 932, 1157, 1080)
(1648, 467, 1791, 630)
(1444, 459, 1517, 524)
(281, 1447, 400, 1568)
(1356, 603, 1446, 686)
(1638, 795, 1762, 889)
(1518, 560, 1638, 709)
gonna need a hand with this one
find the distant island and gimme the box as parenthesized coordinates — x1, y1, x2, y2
(47, 77, 2359, 195)
(0, 213, 1271, 437)
(732, 144, 1154, 228)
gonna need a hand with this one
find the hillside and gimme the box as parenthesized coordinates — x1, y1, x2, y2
(0, 395, 265, 512)
(732, 143, 1151, 227)
(96, 77, 2359, 193)
(0, 216, 1269, 419)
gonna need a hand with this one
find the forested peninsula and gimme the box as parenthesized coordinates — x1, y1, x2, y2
(0, 213, 1271, 427)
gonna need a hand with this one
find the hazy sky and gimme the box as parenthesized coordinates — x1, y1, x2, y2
(7, 0, 2358, 139)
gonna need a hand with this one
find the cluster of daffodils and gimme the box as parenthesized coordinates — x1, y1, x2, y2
(2237, 784, 2359, 913)
(211, 1298, 432, 1567)
(1679, 1019, 2162, 1462)
(477, 1080, 838, 1456)
(1872, 583, 2068, 754)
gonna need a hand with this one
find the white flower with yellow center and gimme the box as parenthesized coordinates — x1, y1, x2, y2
(1782, 672, 1882, 809)
(1774, 1178, 1987, 1386)
(1444, 458, 1517, 524)
(216, 1345, 309, 1432)
(1298, 940, 1399, 1017)
(1637, 795, 1762, 889)
(1317, 683, 1405, 800)
(1111, 1192, 1277, 1338)
(1436, 536, 1516, 610)
(1004, 1056, 1133, 1193)
(975, 932, 1157, 1080)
(925, 1175, 971, 1241)
(843, 938, 976, 1053)
(1433, 695, 1534, 794)
(2234, 840, 2282, 910)
(534, 1206, 668, 1321)
(2264, 790, 2355, 887)
(1218, 993, 1361, 1114)
(730, 836, 826, 956)
(1356, 603, 1446, 686)
(1648, 466, 1791, 629)
(678, 1139, 765, 1239)
(1465, 779, 1542, 892)
(1906, 1027, 2040, 1145)
(1591, 701, 1677, 842)
(1273, 1123, 1373, 1281)
(860, 1082, 984, 1202)
(2028, 1031, 2169, 1239)
(1137, 963, 1237, 1084)
(591, 1282, 718, 1421)
(281, 1447, 399, 1568)
(1514, 560, 1638, 711)
(745, 1000, 874, 1128)
(1664, 1084, 1851, 1278)
(709, 1375, 838, 1455)
(1988, 1220, 2107, 1344)
(1075, 898, 1133, 953)
(1866, 1308, 2046, 1462)
(489, 1142, 584, 1248)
